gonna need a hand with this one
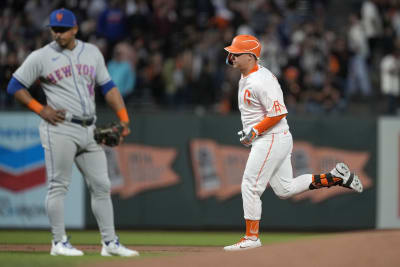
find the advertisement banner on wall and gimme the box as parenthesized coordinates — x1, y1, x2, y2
(377, 117, 400, 229)
(0, 113, 84, 228)
(190, 138, 372, 202)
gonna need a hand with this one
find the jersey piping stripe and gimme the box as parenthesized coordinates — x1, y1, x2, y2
(46, 124, 55, 191)
(77, 41, 85, 59)
(254, 133, 275, 190)
(64, 54, 87, 116)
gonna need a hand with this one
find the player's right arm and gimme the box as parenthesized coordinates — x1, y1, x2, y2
(7, 49, 65, 125)
(10, 85, 65, 125)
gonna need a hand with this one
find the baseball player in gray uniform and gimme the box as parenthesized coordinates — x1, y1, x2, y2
(7, 8, 137, 257)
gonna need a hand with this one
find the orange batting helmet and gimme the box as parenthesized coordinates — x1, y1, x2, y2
(224, 34, 261, 65)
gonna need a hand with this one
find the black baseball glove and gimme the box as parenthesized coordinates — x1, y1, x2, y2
(94, 122, 124, 147)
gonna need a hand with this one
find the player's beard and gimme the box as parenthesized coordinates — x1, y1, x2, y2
(56, 37, 74, 49)
(55, 38, 67, 48)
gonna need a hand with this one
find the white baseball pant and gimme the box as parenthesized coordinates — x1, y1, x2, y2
(242, 130, 312, 220)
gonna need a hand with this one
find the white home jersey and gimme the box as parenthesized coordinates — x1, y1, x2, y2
(238, 64, 289, 134)
(13, 40, 111, 118)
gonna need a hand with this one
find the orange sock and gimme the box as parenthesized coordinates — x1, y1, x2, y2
(245, 220, 259, 239)
(310, 173, 342, 190)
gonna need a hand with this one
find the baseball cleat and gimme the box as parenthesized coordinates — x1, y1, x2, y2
(224, 237, 262, 251)
(330, 163, 363, 193)
(101, 237, 139, 257)
(50, 235, 84, 256)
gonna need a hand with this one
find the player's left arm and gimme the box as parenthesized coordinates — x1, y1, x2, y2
(239, 79, 287, 146)
(94, 44, 130, 138)
(103, 86, 130, 137)
(254, 77, 288, 135)
(239, 114, 286, 147)
(253, 114, 287, 135)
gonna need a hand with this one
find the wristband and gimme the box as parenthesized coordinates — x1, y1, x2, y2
(27, 99, 44, 114)
(117, 108, 129, 123)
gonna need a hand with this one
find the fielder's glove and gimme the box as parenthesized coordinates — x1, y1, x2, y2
(94, 122, 124, 147)
(238, 128, 258, 147)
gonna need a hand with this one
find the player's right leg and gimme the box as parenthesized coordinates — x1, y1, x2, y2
(39, 124, 83, 256)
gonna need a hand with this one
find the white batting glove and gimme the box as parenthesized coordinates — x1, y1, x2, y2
(238, 128, 258, 147)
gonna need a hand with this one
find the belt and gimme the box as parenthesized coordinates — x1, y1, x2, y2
(70, 117, 94, 127)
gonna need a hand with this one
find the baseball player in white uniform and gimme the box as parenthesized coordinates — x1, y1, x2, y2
(7, 9, 138, 257)
(222, 35, 363, 251)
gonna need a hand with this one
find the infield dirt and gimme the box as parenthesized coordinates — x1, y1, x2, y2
(1, 230, 398, 267)
(88, 230, 400, 267)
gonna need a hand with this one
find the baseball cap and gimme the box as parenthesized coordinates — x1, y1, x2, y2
(224, 35, 261, 58)
(48, 8, 77, 28)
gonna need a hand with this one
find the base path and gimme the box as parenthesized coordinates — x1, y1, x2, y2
(91, 230, 400, 267)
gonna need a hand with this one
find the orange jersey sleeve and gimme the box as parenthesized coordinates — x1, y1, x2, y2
(253, 114, 287, 135)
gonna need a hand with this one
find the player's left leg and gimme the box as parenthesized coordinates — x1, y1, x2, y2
(268, 154, 312, 199)
(75, 141, 138, 257)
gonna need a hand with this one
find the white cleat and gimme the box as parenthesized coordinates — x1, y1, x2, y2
(224, 237, 262, 251)
(331, 162, 363, 193)
(50, 235, 84, 256)
(101, 238, 139, 257)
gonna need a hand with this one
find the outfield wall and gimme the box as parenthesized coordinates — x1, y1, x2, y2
(377, 117, 400, 229)
(0, 111, 382, 230)
(88, 111, 377, 230)
(0, 113, 85, 228)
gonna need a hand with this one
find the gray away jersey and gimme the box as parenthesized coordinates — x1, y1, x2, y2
(13, 40, 111, 117)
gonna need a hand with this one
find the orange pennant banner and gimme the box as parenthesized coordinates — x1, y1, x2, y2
(106, 144, 179, 198)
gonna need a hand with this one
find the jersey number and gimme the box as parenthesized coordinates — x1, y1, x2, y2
(244, 89, 251, 106)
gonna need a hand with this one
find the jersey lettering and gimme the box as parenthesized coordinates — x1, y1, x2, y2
(273, 100, 286, 114)
(87, 80, 95, 96)
(83, 65, 89, 75)
(244, 89, 251, 106)
(61, 65, 72, 77)
(46, 64, 95, 84)
(76, 64, 82, 75)
(46, 73, 57, 84)
(55, 69, 63, 81)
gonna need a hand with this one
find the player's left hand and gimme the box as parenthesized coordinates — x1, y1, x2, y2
(238, 128, 258, 147)
(119, 121, 130, 144)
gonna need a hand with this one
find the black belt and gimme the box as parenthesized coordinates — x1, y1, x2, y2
(70, 117, 94, 126)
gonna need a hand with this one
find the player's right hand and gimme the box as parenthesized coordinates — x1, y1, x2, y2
(39, 106, 65, 125)
(238, 128, 258, 147)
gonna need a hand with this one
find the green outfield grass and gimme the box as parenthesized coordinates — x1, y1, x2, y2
(0, 230, 324, 267)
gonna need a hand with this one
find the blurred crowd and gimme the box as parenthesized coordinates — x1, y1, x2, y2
(1, 0, 400, 115)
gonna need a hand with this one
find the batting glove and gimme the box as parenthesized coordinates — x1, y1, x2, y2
(238, 128, 259, 147)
